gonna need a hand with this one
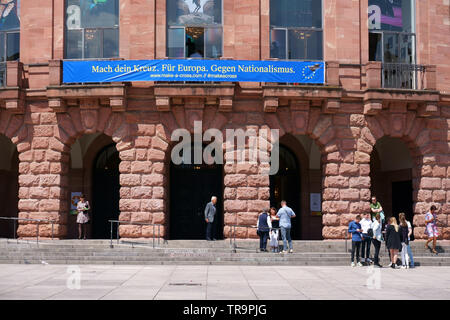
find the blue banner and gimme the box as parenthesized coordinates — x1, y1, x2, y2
(63, 59, 325, 84)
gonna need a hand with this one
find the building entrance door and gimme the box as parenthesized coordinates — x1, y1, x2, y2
(92, 144, 120, 239)
(170, 162, 223, 240)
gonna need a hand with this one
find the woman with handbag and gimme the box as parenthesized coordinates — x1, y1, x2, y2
(76, 194, 90, 240)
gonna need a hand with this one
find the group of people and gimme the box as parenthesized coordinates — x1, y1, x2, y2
(256, 201, 296, 253)
(349, 196, 440, 269)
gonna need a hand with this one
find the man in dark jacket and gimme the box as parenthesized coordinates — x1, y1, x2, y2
(205, 196, 217, 241)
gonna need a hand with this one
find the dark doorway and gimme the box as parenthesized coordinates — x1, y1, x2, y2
(392, 180, 414, 222)
(92, 144, 120, 239)
(170, 149, 223, 240)
(270, 145, 301, 239)
(0, 135, 18, 238)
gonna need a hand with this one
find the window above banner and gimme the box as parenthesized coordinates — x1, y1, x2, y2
(167, 0, 223, 59)
(269, 0, 323, 61)
(65, 0, 119, 59)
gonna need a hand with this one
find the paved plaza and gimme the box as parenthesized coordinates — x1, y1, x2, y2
(0, 264, 449, 300)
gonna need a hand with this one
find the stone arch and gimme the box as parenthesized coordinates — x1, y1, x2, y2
(15, 106, 133, 239)
(360, 110, 449, 240)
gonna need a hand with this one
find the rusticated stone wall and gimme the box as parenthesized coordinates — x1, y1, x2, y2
(0, 102, 449, 239)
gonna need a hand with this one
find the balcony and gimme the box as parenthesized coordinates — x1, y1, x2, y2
(364, 61, 439, 116)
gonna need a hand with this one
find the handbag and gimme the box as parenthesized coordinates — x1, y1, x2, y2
(367, 228, 374, 238)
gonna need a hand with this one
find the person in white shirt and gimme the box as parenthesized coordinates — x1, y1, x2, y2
(360, 213, 373, 264)
(371, 213, 383, 267)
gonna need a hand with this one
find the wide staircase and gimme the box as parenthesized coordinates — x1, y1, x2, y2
(0, 239, 449, 266)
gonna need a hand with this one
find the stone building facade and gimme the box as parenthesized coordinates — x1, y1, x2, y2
(0, 0, 449, 240)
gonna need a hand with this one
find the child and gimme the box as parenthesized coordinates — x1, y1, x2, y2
(348, 215, 363, 267)
(269, 207, 279, 252)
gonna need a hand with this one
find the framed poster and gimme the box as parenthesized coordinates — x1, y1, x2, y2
(310, 193, 321, 216)
(70, 192, 82, 215)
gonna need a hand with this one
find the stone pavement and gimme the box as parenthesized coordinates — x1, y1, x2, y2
(0, 264, 449, 300)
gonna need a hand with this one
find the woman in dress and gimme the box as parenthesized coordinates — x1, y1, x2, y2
(425, 205, 439, 254)
(385, 216, 402, 269)
(76, 194, 90, 240)
(269, 207, 280, 252)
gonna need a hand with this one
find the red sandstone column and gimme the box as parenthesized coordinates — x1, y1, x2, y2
(223, 126, 270, 239)
(17, 111, 69, 239)
(118, 124, 168, 239)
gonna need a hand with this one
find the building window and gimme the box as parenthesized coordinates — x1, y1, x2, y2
(65, 0, 119, 59)
(368, 0, 417, 88)
(270, 0, 323, 60)
(368, 0, 415, 63)
(167, 0, 222, 58)
(0, 0, 20, 86)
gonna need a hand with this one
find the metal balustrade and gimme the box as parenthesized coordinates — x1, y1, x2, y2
(382, 63, 425, 90)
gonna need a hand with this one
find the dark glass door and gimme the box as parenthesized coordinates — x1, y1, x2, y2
(392, 180, 413, 222)
(170, 163, 223, 240)
(92, 144, 120, 239)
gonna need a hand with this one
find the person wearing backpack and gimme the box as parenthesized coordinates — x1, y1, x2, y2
(360, 213, 373, 264)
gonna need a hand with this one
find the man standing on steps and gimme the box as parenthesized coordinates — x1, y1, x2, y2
(205, 196, 217, 241)
(277, 200, 296, 253)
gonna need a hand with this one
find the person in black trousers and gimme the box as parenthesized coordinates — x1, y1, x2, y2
(371, 213, 383, 267)
(204, 196, 217, 241)
(257, 208, 272, 252)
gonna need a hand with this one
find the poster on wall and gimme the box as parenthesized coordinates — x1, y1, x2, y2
(70, 192, 82, 215)
(310, 193, 321, 216)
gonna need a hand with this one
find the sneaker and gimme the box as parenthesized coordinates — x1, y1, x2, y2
(357, 262, 363, 267)
(289, 249, 293, 253)
(366, 258, 372, 263)
(387, 262, 392, 267)
(401, 265, 407, 269)
(351, 262, 356, 267)
(280, 250, 288, 254)
(375, 263, 383, 268)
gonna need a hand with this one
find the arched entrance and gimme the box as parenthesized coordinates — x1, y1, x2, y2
(92, 144, 120, 239)
(270, 145, 301, 239)
(269, 134, 323, 240)
(68, 134, 120, 239)
(370, 137, 414, 223)
(169, 145, 223, 240)
(0, 134, 18, 238)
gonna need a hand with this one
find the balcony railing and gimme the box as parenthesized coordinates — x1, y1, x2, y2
(382, 63, 425, 90)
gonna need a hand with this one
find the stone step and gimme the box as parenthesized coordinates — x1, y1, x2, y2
(0, 257, 448, 266)
(1, 249, 449, 257)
